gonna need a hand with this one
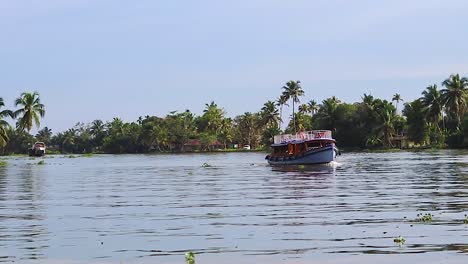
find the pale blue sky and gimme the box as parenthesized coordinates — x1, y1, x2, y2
(1, 0, 468, 132)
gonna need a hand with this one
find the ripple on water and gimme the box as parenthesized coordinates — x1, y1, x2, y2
(0, 151, 467, 264)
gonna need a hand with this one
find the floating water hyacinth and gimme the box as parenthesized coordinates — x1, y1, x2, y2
(464, 214, 468, 224)
(394, 235, 406, 247)
(417, 213, 433, 222)
(201, 162, 211, 168)
(185, 251, 195, 264)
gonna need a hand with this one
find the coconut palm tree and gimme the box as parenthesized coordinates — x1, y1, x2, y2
(299, 100, 319, 116)
(13, 91, 45, 132)
(392, 93, 403, 113)
(317, 97, 341, 132)
(307, 100, 319, 116)
(202, 101, 225, 135)
(0, 97, 14, 147)
(281, 80, 304, 133)
(260, 101, 280, 129)
(219, 117, 233, 149)
(238, 112, 256, 147)
(441, 74, 468, 129)
(275, 95, 288, 130)
(403, 99, 429, 145)
(35, 126, 52, 144)
(90, 119, 107, 148)
(90, 119, 106, 138)
(61, 129, 77, 152)
(298, 104, 309, 114)
(362, 94, 375, 109)
(375, 103, 396, 147)
(420, 85, 443, 131)
(107, 118, 124, 136)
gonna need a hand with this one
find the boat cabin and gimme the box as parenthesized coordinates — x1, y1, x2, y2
(269, 130, 335, 159)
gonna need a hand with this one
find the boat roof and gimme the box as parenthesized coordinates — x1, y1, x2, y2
(271, 138, 335, 147)
(272, 130, 335, 146)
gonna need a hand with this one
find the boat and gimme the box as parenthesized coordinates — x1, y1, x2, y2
(265, 130, 339, 165)
(29, 142, 46, 157)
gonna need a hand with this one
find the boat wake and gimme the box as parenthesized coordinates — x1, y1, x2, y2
(328, 161, 341, 168)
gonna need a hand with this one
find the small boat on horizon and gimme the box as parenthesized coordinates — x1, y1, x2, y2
(29, 142, 46, 157)
(265, 130, 339, 165)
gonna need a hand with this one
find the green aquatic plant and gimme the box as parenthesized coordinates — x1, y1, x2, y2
(464, 214, 468, 224)
(393, 235, 406, 246)
(0, 161, 7, 167)
(37, 160, 45, 165)
(201, 162, 211, 168)
(81, 153, 95, 157)
(68, 155, 77, 158)
(9, 153, 27, 157)
(185, 251, 195, 264)
(417, 213, 433, 222)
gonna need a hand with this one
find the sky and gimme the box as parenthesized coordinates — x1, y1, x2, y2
(1, 0, 468, 132)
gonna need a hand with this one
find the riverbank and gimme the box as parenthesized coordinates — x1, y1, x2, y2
(2, 145, 466, 157)
(0, 148, 267, 157)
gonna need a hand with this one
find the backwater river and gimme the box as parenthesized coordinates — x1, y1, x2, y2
(0, 151, 467, 264)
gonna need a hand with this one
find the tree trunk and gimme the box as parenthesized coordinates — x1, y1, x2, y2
(292, 101, 296, 133)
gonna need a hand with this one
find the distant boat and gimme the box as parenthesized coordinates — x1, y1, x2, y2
(265, 130, 339, 165)
(29, 142, 46, 157)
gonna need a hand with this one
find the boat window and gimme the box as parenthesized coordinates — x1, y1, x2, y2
(307, 142, 322, 149)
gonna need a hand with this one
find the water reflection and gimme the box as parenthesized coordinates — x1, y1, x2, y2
(0, 161, 48, 261)
(270, 162, 337, 174)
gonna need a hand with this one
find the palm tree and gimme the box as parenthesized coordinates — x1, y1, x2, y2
(107, 118, 124, 136)
(202, 101, 225, 135)
(281, 80, 304, 133)
(376, 103, 396, 147)
(392, 93, 403, 113)
(90, 119, 106, 138)
(441, 74, 468, 129)
(62, 129, 77, 152)
(0, 97, 14, 147)
(421, 85, 443, 131)
(299, 100, 319, 116)
(362, 94, 375, 108)
(141, 120, 166, 151)
(219, 118, 233, 149)
(307, 100, 319, 116)
(275, 95, 288, 130)
(13, 91, 45, 132)
(90, 119, 107, 148)
(35, 126, 52, 144)
(238, 112, 256, 147)
(260, 101, 280, 129)
(317, 97, 340, 132)
(298, 103, 309, 114)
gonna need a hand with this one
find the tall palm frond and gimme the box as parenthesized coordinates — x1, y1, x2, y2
(14, 91, 45, 132)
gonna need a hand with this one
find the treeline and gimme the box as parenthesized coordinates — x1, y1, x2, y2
(0, 92, 46, 154)
(0, 74, 467, 154)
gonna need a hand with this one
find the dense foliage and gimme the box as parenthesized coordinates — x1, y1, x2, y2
(1, 74, 467, 154)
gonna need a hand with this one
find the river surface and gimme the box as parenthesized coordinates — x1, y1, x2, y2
(0, 151, 467, 264)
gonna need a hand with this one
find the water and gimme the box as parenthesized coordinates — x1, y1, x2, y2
(0, 151, 467, 264)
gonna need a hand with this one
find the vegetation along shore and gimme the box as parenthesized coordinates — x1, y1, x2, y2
(1, 74, 467, 155)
